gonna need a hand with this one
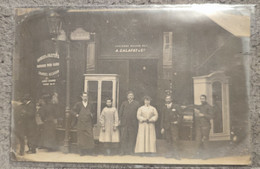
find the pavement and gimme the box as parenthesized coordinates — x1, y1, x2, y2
(14, 149, 251, 165)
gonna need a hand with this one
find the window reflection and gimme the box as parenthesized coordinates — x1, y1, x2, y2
(212, 81, 223, 133)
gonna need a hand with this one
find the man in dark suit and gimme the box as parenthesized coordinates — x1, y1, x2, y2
(72, 92, 95, 156)
(160, 95, 182, 159)
(119, 91, 140, 155)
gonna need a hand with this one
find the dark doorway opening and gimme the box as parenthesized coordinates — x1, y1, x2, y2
(129, 59, 158, 106)
(97, 59, 158, 107)
(97, 59, 129, 105)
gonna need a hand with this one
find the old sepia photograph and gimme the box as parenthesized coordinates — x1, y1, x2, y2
(11, 5, 252, 165)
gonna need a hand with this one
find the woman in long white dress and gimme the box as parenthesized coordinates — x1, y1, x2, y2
(135, 96, 158, 154)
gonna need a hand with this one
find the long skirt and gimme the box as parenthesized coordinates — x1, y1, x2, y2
(135, 122, 157, 153)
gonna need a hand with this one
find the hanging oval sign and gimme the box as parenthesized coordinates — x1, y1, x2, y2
(36, 53, 60, 86)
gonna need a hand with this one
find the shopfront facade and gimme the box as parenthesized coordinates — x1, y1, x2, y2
(14, 8, 249, 145)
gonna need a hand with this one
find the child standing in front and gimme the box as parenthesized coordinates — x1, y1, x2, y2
(99, 97, 120, 155)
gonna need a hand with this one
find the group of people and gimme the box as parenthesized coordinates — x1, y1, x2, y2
(71, 91, 158, 156)
(72, 91, 213, 159)
(12, 90, 213, 159)
(12, 93, 59, 156)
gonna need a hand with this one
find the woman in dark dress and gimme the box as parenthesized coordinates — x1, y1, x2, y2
(41, 94, 58, 151)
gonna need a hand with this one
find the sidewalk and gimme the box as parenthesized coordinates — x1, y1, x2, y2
(15, 149, 251, 165)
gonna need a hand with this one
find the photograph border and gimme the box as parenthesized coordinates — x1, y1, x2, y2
(0, 1, 259, 169)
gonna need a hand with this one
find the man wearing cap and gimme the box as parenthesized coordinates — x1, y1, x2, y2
(72, 92, 95, 156)
(119, 91, 140, 155)
(186, 94, 214, 159)
(13, 94, 37, 155)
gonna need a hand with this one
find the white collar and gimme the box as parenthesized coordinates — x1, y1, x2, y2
(82, 101, 88, 108)
(128, 100, 133, 104)
(165, 102, 172, 107)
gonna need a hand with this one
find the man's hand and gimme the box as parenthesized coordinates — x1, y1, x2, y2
(198, 113, 204, 117)
(102, 127, 105, 132)
(194, 108, 200, 113)
(76, 114, 79, 118)
(113, 126, 117, 131)
(181, 105, 187, 109)
(141, 119, 147, 123)
(173, 121, 178, 124)
(194, 108, 203, 116)
(161, 128, 165, 134)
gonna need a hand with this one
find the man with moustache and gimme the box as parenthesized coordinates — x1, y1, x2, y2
(160, 95, 182, 159)
(119, 91, 140, 155)
(186, 94, 214, 159)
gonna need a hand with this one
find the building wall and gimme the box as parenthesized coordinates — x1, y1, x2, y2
(15, 10, 249, 140)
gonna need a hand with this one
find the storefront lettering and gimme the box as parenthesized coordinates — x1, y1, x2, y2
(38, 71, 48, 76)
(37, 62, 60, 68)
(70, 28, 90, 41)
(114, 44, 148, 53)
(115, 48, 146, 53)
(37, 53, 60, 87)
(41, 79, 56, 83)
(37, 53, 59, 63)
(38, 70, 59, 77)
(42, 82, 55, 86)
(48, 70, 59, 76)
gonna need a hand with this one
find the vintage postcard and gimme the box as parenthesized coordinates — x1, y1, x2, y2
(11, 5, 252, 165)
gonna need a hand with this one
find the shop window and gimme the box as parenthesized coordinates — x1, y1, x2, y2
(213, 81, 223, 133)
(163, 32, 173, 79)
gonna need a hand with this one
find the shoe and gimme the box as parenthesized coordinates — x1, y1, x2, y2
(89, 153, 98, 156)
(119, 152, 126, 156)
(129, 152, 136, 155)
(148, 153, 157, 157)
(79, 150, 85, 156)
(105, 149, 111, 156)
(26, 151, 36, 154)
(165, 153, 174, 158)
(19, 151, 24, 156)
(201, 155, 209, 160)
(26, 150, 36, 154)
(173, 155, 181, 160)
(80, 153, 85, 156)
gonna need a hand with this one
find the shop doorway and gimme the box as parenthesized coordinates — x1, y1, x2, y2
(97, 59, 158, 106)
(97, 60, 129, 106)
(129, 59, 158, 106)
